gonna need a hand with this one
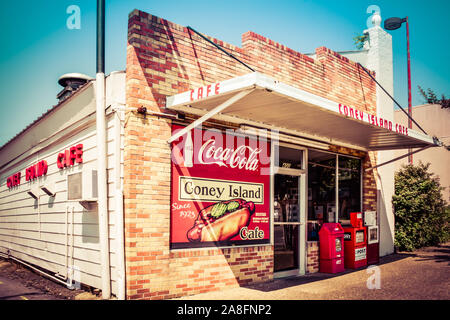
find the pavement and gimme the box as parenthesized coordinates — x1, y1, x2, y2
(0, 274, 57, 300)
(0, 259, 90, 300)
(177, 242, 450, 300)
(0, 243, 448, 300)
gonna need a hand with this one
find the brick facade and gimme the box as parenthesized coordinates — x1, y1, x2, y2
(124, 9, 378, 299)
(306, 241, 320, 273)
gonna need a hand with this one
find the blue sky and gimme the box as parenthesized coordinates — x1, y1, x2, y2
(0, 0, 449, 146)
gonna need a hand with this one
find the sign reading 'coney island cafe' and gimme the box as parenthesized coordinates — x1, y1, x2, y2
(170, 124, 271, 249)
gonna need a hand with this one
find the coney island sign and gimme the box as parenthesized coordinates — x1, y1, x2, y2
(170, 124, 271, 249)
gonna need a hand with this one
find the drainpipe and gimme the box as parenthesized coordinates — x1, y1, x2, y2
(114, 107, 125, 300)
(96, 0, 111, 299)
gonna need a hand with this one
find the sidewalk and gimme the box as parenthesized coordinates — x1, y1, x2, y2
(177, 243, 450, 300)
(1, 243, 448, 300)
(0, 275, 57, 300)
(0, 259, 93, 300)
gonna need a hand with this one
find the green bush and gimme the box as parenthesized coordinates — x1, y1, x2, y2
(392, 162, 450, 251)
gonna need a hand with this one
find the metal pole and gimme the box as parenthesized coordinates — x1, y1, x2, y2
(406, 17, 413, 164)
(97, 0, 105, 74)
(96, 0, 111, 299)
(114, 109, 126, 300)
(365, 146, 430, 172)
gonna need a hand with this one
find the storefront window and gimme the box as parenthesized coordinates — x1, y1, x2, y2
(307, 150, 362, 240)
(308, 150, 336, 240)
(338, 156, 361, 225)
(276, 146, 303, 170)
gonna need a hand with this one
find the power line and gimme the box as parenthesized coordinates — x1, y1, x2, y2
(357, 63, 428, 136)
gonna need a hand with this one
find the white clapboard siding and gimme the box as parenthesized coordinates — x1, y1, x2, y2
(0, 105, 123, 295)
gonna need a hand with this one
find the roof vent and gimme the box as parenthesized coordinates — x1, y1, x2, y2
(57, 73, 93, 102)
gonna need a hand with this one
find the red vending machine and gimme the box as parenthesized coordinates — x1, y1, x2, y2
(343, 212, 367, 269)
(364, 211, 379, 265)
(319, 223, 345, 273)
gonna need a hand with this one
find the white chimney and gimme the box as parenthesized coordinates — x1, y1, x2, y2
(339, 11, 396, 257)
(364, 12, 396, 258)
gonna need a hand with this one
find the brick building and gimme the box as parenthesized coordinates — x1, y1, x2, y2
(120, 9, 434, 299)
(0, 9, 438, 300)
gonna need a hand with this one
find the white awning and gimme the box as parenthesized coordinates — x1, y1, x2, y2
(166, 72, 437, 151)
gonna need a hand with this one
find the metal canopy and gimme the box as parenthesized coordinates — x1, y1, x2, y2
(166, 72, 437, 151)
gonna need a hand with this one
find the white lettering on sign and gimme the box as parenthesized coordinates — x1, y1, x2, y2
(172, 202, 196, 219)
(179, 176, 264, 203)
(198, 138, 261, 171)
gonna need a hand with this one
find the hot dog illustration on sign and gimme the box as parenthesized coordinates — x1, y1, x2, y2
(170, 124, 270, 249)
(187, 199, 255, 242)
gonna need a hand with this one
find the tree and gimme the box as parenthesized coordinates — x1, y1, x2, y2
(418, 85, 450, 109)
(353, 33, 368, 50)
(392, 162, 449, 251)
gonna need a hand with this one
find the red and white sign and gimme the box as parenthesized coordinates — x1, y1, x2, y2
(25, 160, 48, 181)
(57, 144, 83, 169)
(6, 172, 21, 189)
(166, 73, 432, 150)
(189, 82, 220, 102)
(338, 103, 408, 136)
(170, 124, 271, 249)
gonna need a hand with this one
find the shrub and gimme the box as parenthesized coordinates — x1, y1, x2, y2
(392, 162, 449, 251)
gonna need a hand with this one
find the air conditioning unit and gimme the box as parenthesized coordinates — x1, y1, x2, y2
(67, 170, 98, 209)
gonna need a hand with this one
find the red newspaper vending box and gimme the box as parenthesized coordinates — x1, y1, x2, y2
(343, 212, 367, 269)
(366, 226, 379, 264)
(319, 223, 345, 273)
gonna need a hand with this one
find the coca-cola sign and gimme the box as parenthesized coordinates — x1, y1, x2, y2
(170, 124, 271, 249)
(198, 138, 261, 171)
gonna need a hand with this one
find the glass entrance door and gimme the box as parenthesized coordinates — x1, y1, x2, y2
(272, 144, 306, 276)
(273, 174, 301, 272)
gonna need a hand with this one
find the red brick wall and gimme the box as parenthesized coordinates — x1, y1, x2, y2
(124, 9, 378, 299)
(306, 241, 320, 273)
(126, 10, 376, 114)
(241, 33, 376, 114)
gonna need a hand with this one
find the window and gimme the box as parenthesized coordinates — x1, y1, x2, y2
(338, 156, 361, 225)
(307, 150, 362, 240)
(308, 151, 336, 223)
(276, 146, 303, 170)
(307, 150, 336, 240)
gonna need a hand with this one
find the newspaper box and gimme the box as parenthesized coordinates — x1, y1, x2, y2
(319, 223, 344, 273)
(343, 212, 367, 269)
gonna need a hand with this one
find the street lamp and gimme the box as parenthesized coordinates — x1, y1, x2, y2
(384, 17, 413, 164)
